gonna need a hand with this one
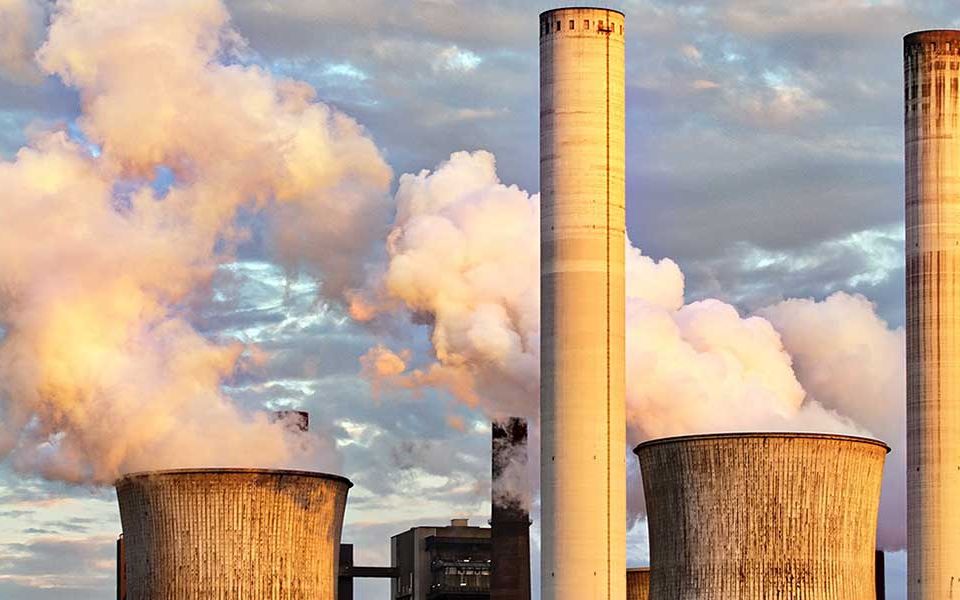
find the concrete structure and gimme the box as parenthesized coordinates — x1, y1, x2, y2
(626, 568, 649, 600)
(338, 543, 401, 600)
(635, 433, 888, 599)
(539, 8, 626, 600)
(116, 468, 351, 599)
(391, 519, 491, 600)
(905, 29, 960, 600)
(491, 417, 531, 600)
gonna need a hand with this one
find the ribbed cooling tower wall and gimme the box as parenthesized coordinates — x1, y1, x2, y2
(626, 568, 649, 600)
(116, 469, 352, 600)
(904, 29, 960, 599)
(635, 433, 888, 599)
(539, 7, 626, 599)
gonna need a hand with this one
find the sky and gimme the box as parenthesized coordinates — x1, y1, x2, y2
(0, 0, 954, 598)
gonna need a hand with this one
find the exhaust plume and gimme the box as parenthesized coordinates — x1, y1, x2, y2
(0, 0, 390, 483)
(358, 150, 905, 549)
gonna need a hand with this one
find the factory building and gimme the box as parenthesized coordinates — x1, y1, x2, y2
(635, 433, 888, 599)
(391, 519, 491, 600)
(116, 468, 351, 599)
(904, 29, 960, 599)
(626, 568, 649, 600)
(539, 7, 627, 599)
(491, 418, 531, 600)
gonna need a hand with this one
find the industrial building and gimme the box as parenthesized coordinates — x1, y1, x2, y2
(391, 519, 491, 600)
(635, 433, 888, 599)
(539, 7, 627, 599)
(904, 28, 960, 599)
(116, 468, 351, 599)
(491, 418, 531, 600)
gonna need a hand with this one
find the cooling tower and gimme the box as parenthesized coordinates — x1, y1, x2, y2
(635, 433, 888, 599)
(116, 468, 351, 599)
(539, 8, 626, 600)
(904, 29, 960, 599)
(626, 568, 649, 600)
(491, 417, 531, 600)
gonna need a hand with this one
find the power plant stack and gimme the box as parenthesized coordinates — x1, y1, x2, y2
(116, 468, 351, 599)
(539, 7, 626, 600)
(904, 29, 960, 599)
(491, 417, 531, 600)
(635, 433, 888, 599)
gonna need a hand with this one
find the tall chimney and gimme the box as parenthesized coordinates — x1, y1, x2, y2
(905, 29, 960, 599)
(539, 7, 626, 600)
(491, 417, 531, 600)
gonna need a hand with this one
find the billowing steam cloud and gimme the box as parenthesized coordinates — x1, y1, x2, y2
(358, 150, 905, 549)
(0, 0, 391, 483)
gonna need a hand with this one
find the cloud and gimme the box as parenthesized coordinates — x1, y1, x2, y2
(0, 0, 47, 84)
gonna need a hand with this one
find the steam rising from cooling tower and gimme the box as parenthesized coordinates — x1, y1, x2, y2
(0, 0, 389, 483)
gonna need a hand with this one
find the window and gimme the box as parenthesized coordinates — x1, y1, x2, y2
(598, 20, 604, 29)
(569, 19, 575, 30)
(923, 83, 931, 97)
(620, 25, 623, 35)
(556, 20, 561, 32)
(584, 20, 590, 29)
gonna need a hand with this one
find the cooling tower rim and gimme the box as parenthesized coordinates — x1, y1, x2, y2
(539, 6, 625, 18)
(905, 29, 960, 41)
(115, 467, 353, 488)
(633, 431, 890, 454)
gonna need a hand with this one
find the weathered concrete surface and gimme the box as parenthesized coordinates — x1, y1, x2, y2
(635, 433, 888, 600)
(905, 29, 960, 600)
(116, 468, 351, 600)
(539, 7, 626, 600)
(626, 568, 649, 600)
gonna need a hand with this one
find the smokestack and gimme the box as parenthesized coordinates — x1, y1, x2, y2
(491, 417, 531, 600)
(626, 568, 649, 600)
(116, 535, 126, 600)
(539, 8, 626, 600)
(270, 410, 310, 432)
(904, 29, 960, 599)
(635, 433, 888, 599)
(116, 468, 351, 599)
(876, 550, 885, 600)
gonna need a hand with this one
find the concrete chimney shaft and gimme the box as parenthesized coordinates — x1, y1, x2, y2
(539, 7, 626, 600)
(905, 29, 960, 599)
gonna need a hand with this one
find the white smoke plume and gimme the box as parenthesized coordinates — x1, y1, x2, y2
(0, 0, 47, 84)
(358, 150, 905, 549)
(0, 0, 391, 483)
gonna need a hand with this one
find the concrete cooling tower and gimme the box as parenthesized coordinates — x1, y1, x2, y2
(635, 433, 888, 599)
(116, 468, 352, 599)
(904, 29, 960, 599)
(539, 7, 626, 599)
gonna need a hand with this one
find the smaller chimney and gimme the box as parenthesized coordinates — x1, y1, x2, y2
(876, 550, 885, 600)
(491, 417, 531, 600)
(270, 410, 309, 432)
(117, 534, 126, 600)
